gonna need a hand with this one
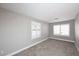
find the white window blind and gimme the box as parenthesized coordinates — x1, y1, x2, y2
(53, 24, 70, 36)
(53, 25, 60, 35)
(31, 21, 41, 39)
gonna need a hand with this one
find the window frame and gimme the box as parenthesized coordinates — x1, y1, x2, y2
(53, 24, 70, 37)
(31, 21, 41, 40)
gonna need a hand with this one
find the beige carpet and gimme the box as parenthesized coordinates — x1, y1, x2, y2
(14, 39, 79, 56)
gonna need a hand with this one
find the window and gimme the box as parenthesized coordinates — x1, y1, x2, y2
(31, 21, 41, 39)
(61, 24, 70, 36)
(53, 24, 70, 36)
(53, 25, 60, 35)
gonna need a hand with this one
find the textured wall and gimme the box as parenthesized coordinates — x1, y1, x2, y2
(0, 8, 49, 56)
(49, 20, 75, 42)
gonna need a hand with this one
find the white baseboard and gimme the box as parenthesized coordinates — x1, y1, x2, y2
(6, 38, 48, 56)
(48, 37, 75, 43)
(74, 43, 79, 53)
(6, 37, 74, 56)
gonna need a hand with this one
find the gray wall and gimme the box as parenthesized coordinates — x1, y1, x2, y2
(49, 20, 75, 42)
(75, 13, 79, 52)
(0, 8, 49, 56)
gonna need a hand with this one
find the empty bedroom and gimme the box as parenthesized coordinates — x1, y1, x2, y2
(0, 3, 79, 56)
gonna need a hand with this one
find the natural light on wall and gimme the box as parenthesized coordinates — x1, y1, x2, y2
(53, 24, 70, 36)
(31, 21, 41, 40)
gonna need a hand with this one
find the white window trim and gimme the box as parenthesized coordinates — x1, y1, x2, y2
(53, 24, 70, 37)
(31, 21, 41, 40)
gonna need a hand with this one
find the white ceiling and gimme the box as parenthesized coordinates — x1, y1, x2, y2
(0, 3, 79, 23)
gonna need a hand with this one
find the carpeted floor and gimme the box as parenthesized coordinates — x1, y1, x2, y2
(14, 39, 79, 56)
